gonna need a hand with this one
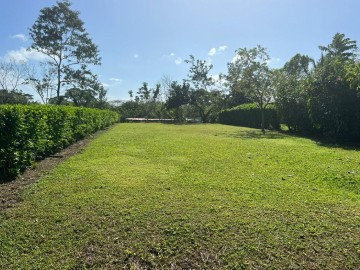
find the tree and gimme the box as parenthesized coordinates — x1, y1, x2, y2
(308, 33, 360, 140)
(27, 65, 56, 104)
(185, 55, 214, 91)
(65, 75, 107, 108)
(132, 82, 162, 119)
(227, 46, 274, 133)
(319, 33, 358, 60)
(29, 0, 101, 104)
(346, 62, 360, 92)
(0, 90, 33, 105)
(0, 59, 29, 92)
(274, 54, 314, 132)
(0, 58, 30, 104)
(65, 88, 96, 107)
(185, 55, 224, 122)
(189, 89, 225, 123)
(166, 81, 190, 121)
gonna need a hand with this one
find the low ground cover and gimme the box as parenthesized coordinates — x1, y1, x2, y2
(0, 124, 359, 269)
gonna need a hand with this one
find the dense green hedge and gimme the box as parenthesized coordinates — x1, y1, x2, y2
(219, 103, 280, 130)
(0, 105, 119, 181)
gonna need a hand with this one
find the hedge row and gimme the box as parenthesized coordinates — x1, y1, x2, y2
(219, 103, 280, 130)
(0, 105, 120, 181)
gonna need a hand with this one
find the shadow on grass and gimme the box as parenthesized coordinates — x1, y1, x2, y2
(225, 129, 288, 140)
(224, 126, 360, 151)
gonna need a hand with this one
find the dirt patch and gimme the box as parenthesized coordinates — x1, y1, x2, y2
(0, 125, 115, 213)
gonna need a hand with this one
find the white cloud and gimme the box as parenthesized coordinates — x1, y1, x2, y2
(208, 45, 228, 57)
(208, 48, 217, 57)
(10, 34, 27, 42)
(5, 47, 48, 62)
(109, 78, 123, 83)
(219, 45, 228, 52)
(102, 77, 123, 89)
(134, 53, 139, 59)
(165, 53, 183, 65)
(174, 57, 182, 65)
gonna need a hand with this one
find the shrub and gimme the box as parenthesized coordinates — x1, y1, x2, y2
(0, 105, 119, 181)
(219, 103, 280, 130)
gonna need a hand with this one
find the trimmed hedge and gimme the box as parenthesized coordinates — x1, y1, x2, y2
(0, 105, 119, 181)
(219, 103, 280, 130)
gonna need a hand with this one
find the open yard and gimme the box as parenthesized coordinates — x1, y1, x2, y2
(0, 123, 359, 269)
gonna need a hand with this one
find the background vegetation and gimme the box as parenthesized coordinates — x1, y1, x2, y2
(219, 103, 280, 130)
(0, 0, 359, 142)
(113, 33, 360, 142)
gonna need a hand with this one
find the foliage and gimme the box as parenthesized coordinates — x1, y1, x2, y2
(308, 58, 360, 140)
(307, 34, 360, 141)
(0, 90, 33, 105)
(319, 33, 358, 60)
(0, 59, 29, 93)
(219, 103, 280, 130)
(29, 0, 101, 104)
(26, 65, 56, 104)
(189, 89, 225, 123)
(346, 62, 360, 92)
(227, 46, 274, 132)
(274, 54, 314, 133)
(165, 81, 191, 122)
(185, 55, 214, 91)
(185, 55, 225, 122)
(0, 105, 119, 181)
(272, 33, 360, 141)
(123, 82, 163, 119)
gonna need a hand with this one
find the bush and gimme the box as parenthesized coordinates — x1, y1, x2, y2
(219, 103, 280, 130)
(0, 105, 120, 181)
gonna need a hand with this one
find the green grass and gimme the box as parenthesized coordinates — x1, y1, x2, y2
(1, 123, 360, 269)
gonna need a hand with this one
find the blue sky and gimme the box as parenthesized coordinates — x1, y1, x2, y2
(1, 0, 359, 101)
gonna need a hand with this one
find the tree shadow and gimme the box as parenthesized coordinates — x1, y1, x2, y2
(224, 127, 360, 151)
(225, 129, 288, 140)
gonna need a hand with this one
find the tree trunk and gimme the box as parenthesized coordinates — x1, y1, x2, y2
(261, 107, 265, 134)
(56, 68, 61, 105)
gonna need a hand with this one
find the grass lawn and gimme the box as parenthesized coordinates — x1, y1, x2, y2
(1, 123, 359, 269)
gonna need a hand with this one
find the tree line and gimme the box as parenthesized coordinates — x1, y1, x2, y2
(0, 1, 359, 141)
(116, 33, 360, 141)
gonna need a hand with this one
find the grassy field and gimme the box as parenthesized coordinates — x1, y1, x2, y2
(1, 123, 359, 269)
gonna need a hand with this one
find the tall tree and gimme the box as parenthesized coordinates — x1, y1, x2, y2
(0, 58, 32, 104)
(227, 46, 274, 133)
(308, 33, 360, 140)
(29, 0, 101, 104)
(319, 33, 358, 60)
(185, 55, 214, 91)
(134, 82, 161, 119)
(166, 81, 190, 121)
(274, 54, 314, 132)
(27, 65, 56, 104)
(185, 55, 224, 122)
(346, 62, 360, 92)
(0, 59, 29, 93)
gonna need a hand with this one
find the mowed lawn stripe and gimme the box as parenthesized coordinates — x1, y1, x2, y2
(0, 123, 359, 269)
